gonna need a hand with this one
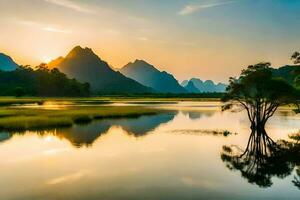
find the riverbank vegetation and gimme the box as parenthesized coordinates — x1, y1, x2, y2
(0, 106, 160, 131)
(0, 95, 222, 106)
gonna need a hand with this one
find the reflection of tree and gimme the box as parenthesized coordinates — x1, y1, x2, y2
(221, 128, 300, 189)
(293, 167, 300, 190)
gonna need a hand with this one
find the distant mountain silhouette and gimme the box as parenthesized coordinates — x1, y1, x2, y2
(120, 59, 187, 93)
(181, 80, 189, 87)
(48, 46, 153, 94)
(182, 78, 227, 93)
(184, 81, 200, 93)
(0, 53, 18, 71)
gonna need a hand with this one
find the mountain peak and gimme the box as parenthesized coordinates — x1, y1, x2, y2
(46, 47, 152, 94)
(133, 59, 148, 65)
(184, 81, 200, 93)
(120, 60, 187, 93)
(188, 78, 227, 93)
(66, 46, 96, 59)
(204, 80, 214, 85)
(0, 53, 18, 71)
(123, 59, 158, 73)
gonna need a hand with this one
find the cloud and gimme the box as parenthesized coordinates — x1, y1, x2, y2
(178, 0, 237, 15)
(44, 0, 94, 14)
(46, 170, 90, 185)
(43, 27, 71, 34)
(137, 37, 149, 41)
(17, 20, 71, 34)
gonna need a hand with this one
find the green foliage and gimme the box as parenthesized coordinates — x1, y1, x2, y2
(223, 62, 298, 104)
(292, 51, 300, 64)
(295, 75, 300, 87)
(0, 116, 73, 131)
(0, 64, 90, 97)
(14, 87, 25, 97)
(222, 62, 300, 126)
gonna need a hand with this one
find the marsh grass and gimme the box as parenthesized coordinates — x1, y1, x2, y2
(0, 116, 73, 131)
(0, 96, 220, 106)
(73, 116, 93, 124)
(0, 106, 160, 131)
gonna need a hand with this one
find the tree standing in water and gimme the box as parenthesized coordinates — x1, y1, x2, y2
(222, 62, 299, 131)
(221, 60, 300, 189)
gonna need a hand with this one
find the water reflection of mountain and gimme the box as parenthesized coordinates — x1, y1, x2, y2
(221, 129, 300, 189)
(182, 110, 216, 120)
(2, 112, 177, 148)
(110, 113, 177, 136)
(54, 112, 177, 147)
(0, 132, 12, 143)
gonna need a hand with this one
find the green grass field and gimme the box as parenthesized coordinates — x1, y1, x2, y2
(0, 96, 296, 132)
(0, 95, 221, 131)
(0, 105, 161, 131)
(0, 95, 221, 106)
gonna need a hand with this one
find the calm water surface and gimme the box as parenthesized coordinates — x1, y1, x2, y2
(0, 101, 299, 200)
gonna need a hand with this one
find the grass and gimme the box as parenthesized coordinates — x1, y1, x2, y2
(0, 116, 73, 130)
(0, 95, 221, 106)
(0, 97, 46, 106)
(0, 106, 160, 131)
(0, 96, 220, 132)
(73, 116, 93, 124)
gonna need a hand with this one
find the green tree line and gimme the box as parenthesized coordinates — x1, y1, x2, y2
(0, 64, 90, 97)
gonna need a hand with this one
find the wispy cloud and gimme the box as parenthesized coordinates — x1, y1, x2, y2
(46, 170, 90, 185)
(17, 20, 71, 34)
(44, 0, 94, 14)
(43, 27, 71, 34)
(178, 0, 237, 15)
(137, 36, 149, 41)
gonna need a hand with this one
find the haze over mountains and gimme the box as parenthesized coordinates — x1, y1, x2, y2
(182, 78, 227, 93)
(48, 46, 153, 94)
(1, 45, 299, 95)
(0, 53, 18, 71)
(120, 59, 186, 93)
(184, 81, 200, 93)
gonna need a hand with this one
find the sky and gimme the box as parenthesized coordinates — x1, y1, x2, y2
(0, 0, 300, 82)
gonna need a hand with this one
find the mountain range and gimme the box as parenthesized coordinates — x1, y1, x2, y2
(2, 46, 299, 95)
(0, 53, 18, 71)
(48, 46, 153, 94)
(184, 81, 200, 93)
(182, 78, 227, 93)
(120, 59, 187, 93)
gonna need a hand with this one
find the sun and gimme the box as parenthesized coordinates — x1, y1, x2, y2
(42, 57, 52, 63)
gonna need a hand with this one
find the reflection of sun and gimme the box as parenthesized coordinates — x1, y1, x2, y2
(44, 136, 53, 142)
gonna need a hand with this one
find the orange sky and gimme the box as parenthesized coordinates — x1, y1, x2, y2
(0, 0, 299, 82)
